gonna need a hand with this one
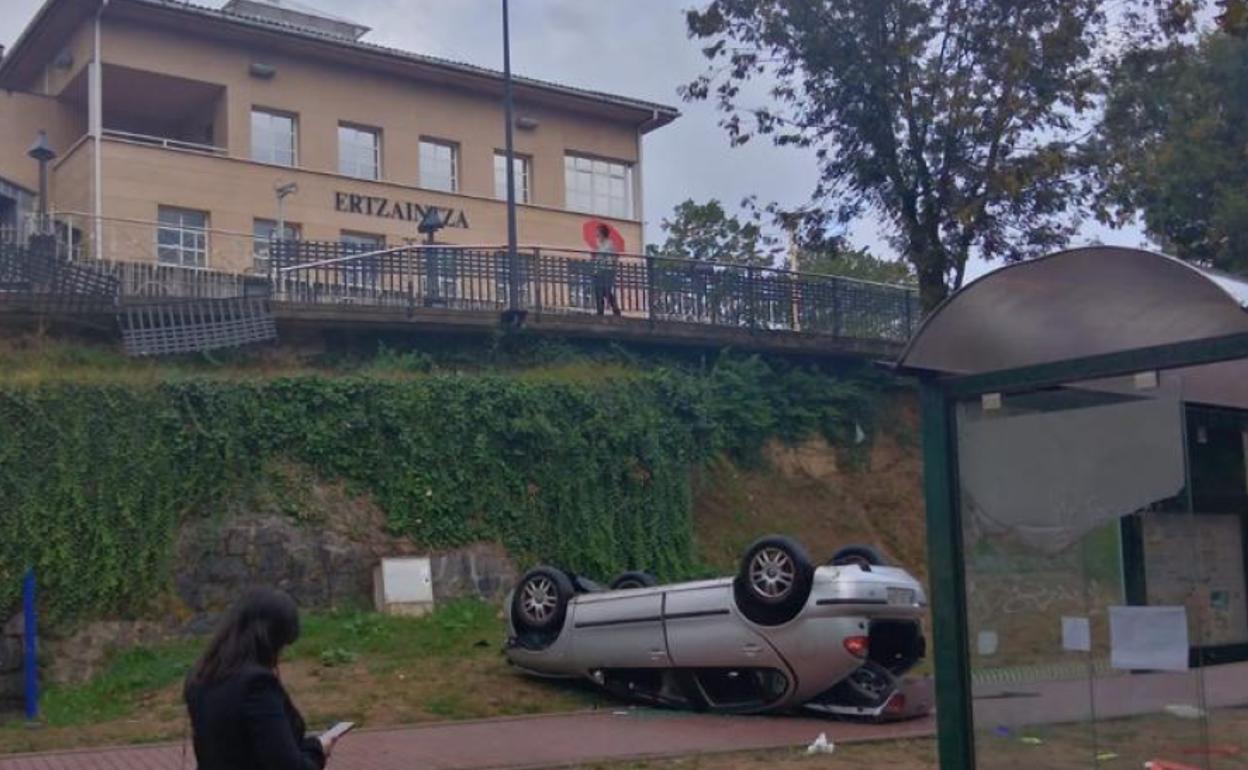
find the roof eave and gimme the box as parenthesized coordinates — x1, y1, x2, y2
(116, 0, 681, 128)
(0, 0, 97, 91)
(639, 108, 681, 135)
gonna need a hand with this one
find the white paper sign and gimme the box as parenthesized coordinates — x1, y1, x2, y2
(1062, 616, 1092, 652)
(977, 630, 999, 656)
(1109, 606, 1189, 672)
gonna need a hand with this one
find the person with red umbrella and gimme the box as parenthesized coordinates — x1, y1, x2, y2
(590, 222, 621, 316)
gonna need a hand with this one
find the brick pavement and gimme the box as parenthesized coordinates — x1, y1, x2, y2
(0, 710, 936, 770)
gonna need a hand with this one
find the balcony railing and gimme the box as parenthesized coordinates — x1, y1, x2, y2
(102, 129, 228, 156)
(271, 241, 921, 343)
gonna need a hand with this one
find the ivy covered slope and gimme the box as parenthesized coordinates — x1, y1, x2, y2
(0, 352, 882, 626)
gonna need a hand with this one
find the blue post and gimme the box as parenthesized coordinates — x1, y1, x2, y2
(22, 568, 38, 721)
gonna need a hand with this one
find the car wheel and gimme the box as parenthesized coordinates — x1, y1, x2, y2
(844, 661, 897, 707)
(610, 571, 658, 590)
(828, 544, 890, 569)
(733, 535, 814, 626)
(512, 566, 574, 633)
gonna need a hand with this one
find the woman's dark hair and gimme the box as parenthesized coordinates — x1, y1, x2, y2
(185, 588, 301, 698)
(597, 223, 611, 239)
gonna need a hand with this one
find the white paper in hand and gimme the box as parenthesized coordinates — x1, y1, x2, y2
(321, 722, 355, 744)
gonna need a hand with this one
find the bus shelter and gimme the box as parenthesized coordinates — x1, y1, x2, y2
(896, 246, 1248, 769)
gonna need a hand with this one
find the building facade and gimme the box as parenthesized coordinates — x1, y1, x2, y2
(0, 0, 677, 273)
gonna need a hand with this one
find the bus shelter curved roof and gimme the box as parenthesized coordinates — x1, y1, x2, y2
(897, 246, 1248, 408)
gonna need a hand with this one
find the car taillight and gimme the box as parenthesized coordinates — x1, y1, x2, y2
(843, 635, 869, 658)
(885, 692, 906, 715)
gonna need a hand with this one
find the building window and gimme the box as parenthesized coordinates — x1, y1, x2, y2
(253, 218, 300, 271)
(564, 154, 633, 219)
(156, 207, 208, 268)
(340, 231, 384, 288)
(420, 139, 458, 192)
(494, 152, 531, 203)
(251, 109, 297, 167)
(339, 124, 381, 180)
(341, 231, 384, 249)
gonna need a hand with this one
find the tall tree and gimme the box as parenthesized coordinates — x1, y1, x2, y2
(647, 198, 778, 265)
(1090, 33, 1248, 275)
(795, 243, 916, 285)
(648, 198, 914, 283)
(682, 0, 1110, 311)
(1218, 0, 1248, 36)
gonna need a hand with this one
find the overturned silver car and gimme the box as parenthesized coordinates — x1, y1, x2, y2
(504, 536, 930, 720)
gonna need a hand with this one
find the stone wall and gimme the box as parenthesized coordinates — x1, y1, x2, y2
(175, 516, 518, 625)
(428, 543, 518, 603)
(174, 513, 422, 629)
(0, 615, 23, 711)
(4, 514, 519, 690)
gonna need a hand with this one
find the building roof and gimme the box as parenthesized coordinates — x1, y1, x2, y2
(220, 0, 371, 41)
(0, 0, 679, 133)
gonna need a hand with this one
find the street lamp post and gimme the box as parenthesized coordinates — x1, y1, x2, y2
(27, 130, 57, 238)
(502, 0, 522, 322)
(275, 182, 298, 242)
(419, 208, 447, 307)
(273, 182, 297, 280)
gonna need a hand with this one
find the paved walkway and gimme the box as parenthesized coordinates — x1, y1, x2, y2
(0, 710, 936, 770)
(973, 660, 1248, 727)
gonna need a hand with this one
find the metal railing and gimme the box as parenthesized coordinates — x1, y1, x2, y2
(3, 219, 921, 345)
(102, 129, 228, 157)
(36, 212, 266, 275)
(271, 241, 921, 343)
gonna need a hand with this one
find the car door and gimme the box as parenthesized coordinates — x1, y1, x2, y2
(568, 590, 668, 669)
(662, 580, 784, 669)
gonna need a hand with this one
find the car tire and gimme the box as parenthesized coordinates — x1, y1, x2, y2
(512, 566, 574, 634)
(610, 571, 659, 590)
(828, 544, 890, 569)
(733, 535, 814, 626)
(844, 661, 897, 707)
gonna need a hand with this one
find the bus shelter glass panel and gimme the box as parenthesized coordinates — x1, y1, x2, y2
(1185, 399, 1248, 770)
(953, 379, 1238, 769)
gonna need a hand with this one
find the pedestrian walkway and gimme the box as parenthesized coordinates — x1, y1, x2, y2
(0, 709, 936, 770)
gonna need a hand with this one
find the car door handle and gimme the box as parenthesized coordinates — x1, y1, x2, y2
(649, 648, 668, 661)
(742, 643, 763, 657)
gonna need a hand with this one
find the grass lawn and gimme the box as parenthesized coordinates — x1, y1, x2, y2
(0, 600, 601, 755)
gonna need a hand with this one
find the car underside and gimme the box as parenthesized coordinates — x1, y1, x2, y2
(503, 536, 931, 721)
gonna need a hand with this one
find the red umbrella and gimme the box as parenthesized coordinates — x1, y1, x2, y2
(581, 219, 626, 253)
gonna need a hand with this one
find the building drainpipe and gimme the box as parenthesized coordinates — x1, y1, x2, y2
(91, 0, 108, 260)
(635, 110, 656, 249)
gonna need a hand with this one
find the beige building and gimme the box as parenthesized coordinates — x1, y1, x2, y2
(0, 0, 678, 273)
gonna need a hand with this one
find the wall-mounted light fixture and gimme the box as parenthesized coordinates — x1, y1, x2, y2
(249, 62, 277, 80)
(515, 116, 539, 131)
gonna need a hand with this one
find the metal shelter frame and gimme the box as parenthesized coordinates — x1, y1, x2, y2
(894, 246, 1248, 769)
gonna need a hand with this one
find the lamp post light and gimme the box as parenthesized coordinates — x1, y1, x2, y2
(418, 207, 446, 246)
(27, 130, 57, 238)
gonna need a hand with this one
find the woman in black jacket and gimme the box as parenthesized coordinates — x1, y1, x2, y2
(185, 588, 336, 770)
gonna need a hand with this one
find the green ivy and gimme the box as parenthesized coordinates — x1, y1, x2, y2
(0, 355, 879, 627)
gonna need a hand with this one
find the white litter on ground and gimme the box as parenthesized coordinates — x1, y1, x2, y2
(806, 732, 835, 755)
(1163, 704, 1206, 720)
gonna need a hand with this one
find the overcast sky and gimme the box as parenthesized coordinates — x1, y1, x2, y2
(2, 0, 1149, 277)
